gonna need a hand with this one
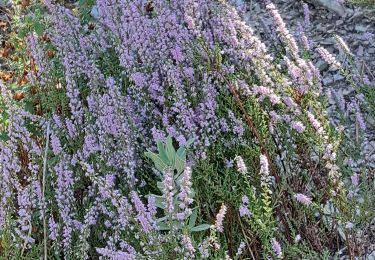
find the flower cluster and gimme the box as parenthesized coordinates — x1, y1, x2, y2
(0, 0, 372, 258)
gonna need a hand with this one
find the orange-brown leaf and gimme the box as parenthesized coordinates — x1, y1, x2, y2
(13, 91, 25, 101)
(0, 71, 14, 81)
(0, 20, 7, 29)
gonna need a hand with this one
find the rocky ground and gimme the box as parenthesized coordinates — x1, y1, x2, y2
(231, 0, 375, 164)
(231, 0, 375, 86)
(230, 0, 375, 258)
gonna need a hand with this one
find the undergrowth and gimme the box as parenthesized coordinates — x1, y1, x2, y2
(0, 0, 374, 259)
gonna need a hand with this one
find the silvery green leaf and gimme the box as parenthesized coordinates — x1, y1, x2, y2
(165, 136, 176, 164)
(185, 137, 195, 148)
(155, 196, 165, 209)
(172, 221, 184, 230)
(190, 224, 211, 232)
(175, 154, 185, 174)
(188, 208, 198, 228)
(156, 216, 167, 223)
(157, 222, 170, 231)
(157, 140, 170, 165)
(176, 146, 186, 160)
(145, 151, 167, 172)
(157, 181, 164, 191)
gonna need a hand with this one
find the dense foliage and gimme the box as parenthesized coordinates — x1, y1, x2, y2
(0, 0, 374, 259)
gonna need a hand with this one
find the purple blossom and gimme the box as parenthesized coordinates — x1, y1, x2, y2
(363, 75, 371, 85)
(163, 169, 175, 214)
(294, 193, 312, 206)
(225, 159, 234, 168)
(180, 234, 195, 258)
(303, 3, 310, 27)
(177, 166, 194, 220)
(50, 132, 62, 155)
(235, 156, 247, 174)
(291, 121, 306, 134)
(294, 234, 302, 243)
(267, 3, 299, 58)
(351, 174, 359, 187)
(345, 222, 354, 229)
(236, 241, 246, 256)
(49, 217, 59, 241)
(317, 47, 341, 69)
(215, 204, 227, 233)
(271, 238, 283, 258)
(242, 195, 249, 205)
(239, 206, 251, 217)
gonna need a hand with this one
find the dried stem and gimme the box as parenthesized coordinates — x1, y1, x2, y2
(42, 122, 51, 260)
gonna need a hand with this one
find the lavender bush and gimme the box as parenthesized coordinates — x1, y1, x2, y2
(0, 0, 374, 259)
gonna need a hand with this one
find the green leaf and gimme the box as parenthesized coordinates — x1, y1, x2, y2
(185, 137, 195, 148)
(171, 221, 184, 230)
(174, 154, 185, 174)
(145, 151, 167, 172)
(24, 101, 34, 114)
(34, 21, 44, 36)
(0, 132, 10, 142)
(156, 181, 164, 191)
(156, 216, 167, 223)
(154, 196, 165, 209)
(156, 140, 169, 165)
(188, 208, 198, 228)
(176, 146, 186, 160)
(157, 222, 170, 231)
(190, 224, 211, 232)
(18, 28, 28, 38)
(165, 136, 175, 164)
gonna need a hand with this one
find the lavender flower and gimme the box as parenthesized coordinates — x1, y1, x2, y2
(259, 154, 270, 177)
(180, 234, 196, 258)
(163, 169, 175, 215)
(242, 195, 249, 205)
(215, 204, 227, 233)
(294, 193, 312, 206)
(335, 35, 352, 56)
(131, 192, 153, 233)
(351, 174, 359, 187)
(303, 3, 310, 27)
(236, 241, 246, 256)
(235, 156, 248, 175)
(291, 121, 306, 134)
(267, 3, 299, 58)
(306, 111, 323, 134)
(271, 238, 283, 258)
(317, 47, 341, 69)
(363, 75, 371, 85)
(239, 206, 251, 217)
(48, 217, 59, 241)
(345, 222, 354, 229)
(177, 166, 194, 220)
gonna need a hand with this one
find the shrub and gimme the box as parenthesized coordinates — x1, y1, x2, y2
(0, 0, 374, 259)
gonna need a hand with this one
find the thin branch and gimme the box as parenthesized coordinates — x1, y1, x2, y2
(42, 122, 51, 260)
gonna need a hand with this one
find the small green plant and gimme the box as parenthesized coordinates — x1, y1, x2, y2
(145, 136, 212, 232)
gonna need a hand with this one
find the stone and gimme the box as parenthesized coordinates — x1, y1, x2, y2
(355, 24, 367, 32)
(316, 59, 329, 71)
(357, 45, 364, 57)
(323, 75, 334, 85)
(333, 74, 345, 82)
